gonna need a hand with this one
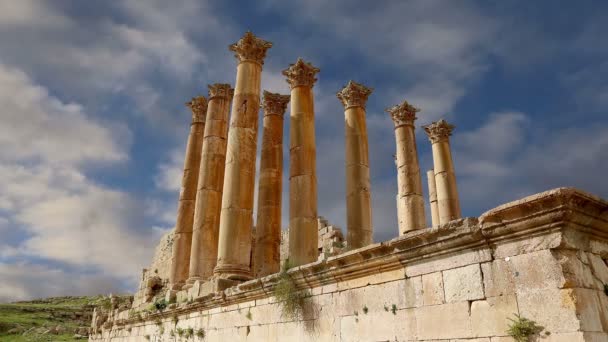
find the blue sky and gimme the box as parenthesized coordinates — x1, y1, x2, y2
(1, 0, 607, 302)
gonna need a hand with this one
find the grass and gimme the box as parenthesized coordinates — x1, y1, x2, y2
(273, 260, 310, 321)
(0, 295, 124, 341)
(507, 314, 544, 342)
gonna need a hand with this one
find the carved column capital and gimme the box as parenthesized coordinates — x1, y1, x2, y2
(229, 31, 272, 66)
(423, 119, 455, 143)
(208, 83, 234, 100)
(186, 96, 208, 123)
(261, 90, 290, 116)
(386, 100, 420, 128)
(336, 81, 373, 110)
(282, 58, 320, 89)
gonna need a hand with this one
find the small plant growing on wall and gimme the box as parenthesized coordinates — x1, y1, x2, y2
(144, 335, 150, 341)
(391, 304, 397, 315)
(176, 327, 184, 337)
(273, 259, 311, 320)
(154, 298, 168, 311)
(362, 305, 368, 314)
(172, 315, 179, 325)
(195, 328, 205, 339)
(245, 310, 252, 320)
(507, 314, 543, 342)
(185, 327, 194, 338)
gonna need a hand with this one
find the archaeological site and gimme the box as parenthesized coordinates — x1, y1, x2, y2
(89, 32, 608, 342)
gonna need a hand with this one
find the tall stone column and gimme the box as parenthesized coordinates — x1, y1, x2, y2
(169, 96, 208, 289)
(336, 81, 373, 249)
(387, 101, 426, 234)
(427, 169, 439, 228)
(283, 58, 320, 267)
(214, 32, 272, 280)
(187, 84, 234, 285)
(423, 119, 461, 224)
(253, 91, 290, 277)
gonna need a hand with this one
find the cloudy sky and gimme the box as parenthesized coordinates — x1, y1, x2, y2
(1, 0, 607, 302)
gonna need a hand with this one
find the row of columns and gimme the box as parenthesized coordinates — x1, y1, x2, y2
(169, 31, 463, 290)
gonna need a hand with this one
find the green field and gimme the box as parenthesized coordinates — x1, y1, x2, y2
(0, 296, 106, 341)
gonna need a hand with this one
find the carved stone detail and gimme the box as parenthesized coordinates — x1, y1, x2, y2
(208, 83, 234, 100)
(261, 91, 290, 116)
(229, 31, 272, 65)
(423, 119, 455, 143)
(186, 96, 208, 123)
(282, 58, 320, 89)
(386, 100, 420, 127)
(336, 81, 373, 109)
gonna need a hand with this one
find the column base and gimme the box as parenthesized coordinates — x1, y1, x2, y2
(213, 263, 252, 281)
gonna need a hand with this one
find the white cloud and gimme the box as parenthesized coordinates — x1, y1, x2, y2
(0, 262, 124, 303)
(0, 0, 69, 28)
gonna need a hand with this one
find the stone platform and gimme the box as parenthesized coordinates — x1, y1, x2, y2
(90, 188, 608, 341)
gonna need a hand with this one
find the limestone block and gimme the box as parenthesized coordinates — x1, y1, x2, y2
(509, 249, 565, 291)
(415, 301, 472, 340)
(401, 276, 423, 309)
(339, 308, 416, 342)
(470, 295, 518, 338)
(421, 272, 444, 305)
(493, 231, 562, 258)
(443, 264, 484, 302)
(405, 248, 492, 277)
(555, 250, 596, 289)
(587, 252, 608, 284)
(481, 260, 516, 297)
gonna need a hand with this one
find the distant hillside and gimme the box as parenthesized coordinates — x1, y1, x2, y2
(0, 295, 111, 341)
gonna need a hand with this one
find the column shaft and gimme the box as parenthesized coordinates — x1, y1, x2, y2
(427, 169, 439, 228)
(253, 92, 290, 277)
(388, 101, 426, 234)
(169, 96, 207, 289)
(215, 32, 272, 280)
(283, 58, 320, 266)
(424, 120, 461, 225)
(187, 85, 233, 283)
(338, 81, 373, 248)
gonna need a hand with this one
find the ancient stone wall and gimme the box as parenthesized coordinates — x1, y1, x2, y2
(91, 188, 608, 342)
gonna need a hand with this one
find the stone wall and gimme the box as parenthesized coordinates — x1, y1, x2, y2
(91, 188, 608, 341)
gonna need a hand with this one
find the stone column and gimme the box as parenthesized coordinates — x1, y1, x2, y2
(336, 81, 373, 249)
(387, 101, 426, 234)
(427, 169, 439, 228)
(186, 84, 234, 285)
(214, 32, 272, 280)
(253, 91, 290, 277)
(169, 96, 208, 289)
(283, 58, 320, 267)
(423, 119, 461, 224)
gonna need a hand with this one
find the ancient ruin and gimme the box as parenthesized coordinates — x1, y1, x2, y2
(90, 32, 608, 342)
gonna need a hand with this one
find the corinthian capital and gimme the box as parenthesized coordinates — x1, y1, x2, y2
(261, 90, 290, 116)
(423, 119, 455, 143)
(386, 100, 420, 127)
(282, 58, 320, 89)
(229, 31, 273, 66)
(336, 81, 373, 110)
(186, 96, 208, 123)
(208, 83, 234, 100)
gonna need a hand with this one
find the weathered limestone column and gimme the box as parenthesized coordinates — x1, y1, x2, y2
(423, 119, 461, 224)
(186, 84, 234, 285)
(387, 101, 426, 234)
(283, 58, 320, 267)
(169, 96, 207, 289)
(336, 81, 373, 248)
(427, 169, 439, 228)
(214, 32, 272, 280)
(253, 91, 290, 277)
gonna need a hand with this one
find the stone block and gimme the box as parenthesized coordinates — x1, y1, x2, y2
(406, 248, 492, 277)
(587, 253, 608, 284)
(470, 295, 518, 337)
(422, 272, 444, 305)
(555, 250, 596, 289)
(415, 301, 472, 340)
(509, 250, 565, 291)
(481, 260, 516, 297)
(339, 309, 416, 342)
(401, 276, 423, 309)
(493, 232, 562, 258)
(443, 264, 484, 302)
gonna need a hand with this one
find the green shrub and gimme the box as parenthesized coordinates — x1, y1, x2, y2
(507, 314, 543, 342)
(195, 328, 205, 338)
(273, 260, 310, 320)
